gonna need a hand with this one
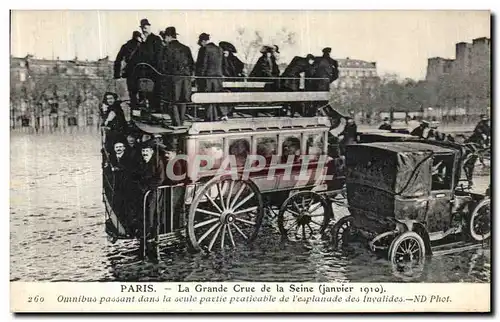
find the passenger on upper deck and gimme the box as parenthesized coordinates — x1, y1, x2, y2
(195, 33, 229, 121)
(159, 26, 195, 127)
(249, 46, 280, 88)
(137, 19, 163, 69)
(281, 54, 316, 92)
(126, 133, 142, 166)
(108, 140, 138, 172)
(101, 92, 127, 154)
(114, 31, 143, 107)
(137, 19, 163, 112)
(308, 47, 339, 92)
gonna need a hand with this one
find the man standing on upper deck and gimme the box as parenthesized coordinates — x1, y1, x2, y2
(195, 33, 228, 121)
(137, 19, 163, 112)
(114, 31, 143, 107)
(309, 47, 339, 91)
(138, 19, 163, 68)
(159, 26, 195, 127)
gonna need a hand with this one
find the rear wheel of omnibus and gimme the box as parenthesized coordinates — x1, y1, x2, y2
(187, 176, 264, 253)
(277, 190, 331, 242)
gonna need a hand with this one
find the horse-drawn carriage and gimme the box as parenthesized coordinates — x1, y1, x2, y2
(331, 140, 491, 274)
(102, 66, 348, 258)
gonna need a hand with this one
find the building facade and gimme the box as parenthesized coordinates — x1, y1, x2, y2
(425, 37, 491, 81)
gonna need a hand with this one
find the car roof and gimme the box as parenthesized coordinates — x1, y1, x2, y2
(356, 141, 457, 154)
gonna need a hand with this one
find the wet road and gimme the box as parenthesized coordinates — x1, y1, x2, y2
(10, 129, 491, 282)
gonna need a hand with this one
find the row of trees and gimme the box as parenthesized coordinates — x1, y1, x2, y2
(331, 69, 490, 122)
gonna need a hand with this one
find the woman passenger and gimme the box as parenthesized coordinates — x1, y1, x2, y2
(101, 92, 127, 154)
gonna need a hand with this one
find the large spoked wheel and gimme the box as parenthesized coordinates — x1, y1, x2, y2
(278, 191, 331, 242)
(469, 198, 491, 242)
(331, 215, 354, 249)
(188, 176, 264, 253)
(388, 231, 426, 278)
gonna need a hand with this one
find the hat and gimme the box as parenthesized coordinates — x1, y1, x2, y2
(322, 47, 332, 54)
(219, 41, 237, 53)
(165, 26, 179, 37)
(383, 117, 390, 121)
(140, 138, 156, 150)
(198, 32, 210, 45)
(260, 45, 274, 54)
(273, 45, 280, 53)
(140, 18, 151, 27)
(132, 31, 141, 39)
(480, 114, 489, 120)
(306, 54, 315, 60)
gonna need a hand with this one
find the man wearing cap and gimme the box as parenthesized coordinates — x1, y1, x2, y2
(159, 27, 195, 126)
(471, 114, 491, 146)
(309, 47, 339, 91)
(114, 31, 143, 107)
(195, 33, 228, 121)
(379, 117, 392, 131)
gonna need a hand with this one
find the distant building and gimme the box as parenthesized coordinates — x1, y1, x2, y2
(425, 37, 491, 81)
(333, 58, 379, 90)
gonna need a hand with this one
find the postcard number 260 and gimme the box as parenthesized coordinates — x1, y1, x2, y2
(28, 295, 44, 303)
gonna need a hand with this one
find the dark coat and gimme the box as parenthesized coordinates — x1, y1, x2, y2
(281, 56, 315, 91)
(310, 54, 339, 91)
(109, 151, 137, 172)
(195, 43, 223, 77)
(340, 123, 358, 145)
(114, 38, 142, 79)
(138, 33, 163, 68)
(379, 123, 392, 131)
(139, 153, 166, 190)
(250, 54, 280, 80)
(159, 39, 195, 76)
(101, 101, 127, 132)
(222, 53, 244, 78)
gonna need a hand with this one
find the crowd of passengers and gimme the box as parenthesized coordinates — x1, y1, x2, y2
(113, 18, 340, 126)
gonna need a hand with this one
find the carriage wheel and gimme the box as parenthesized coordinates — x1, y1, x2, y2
(188, 177, 264, 252)
(331, 215, 354, 249)
(388, 232, 426, 277)
(469, 198, 491, 242)
(278, 191, 331, 242)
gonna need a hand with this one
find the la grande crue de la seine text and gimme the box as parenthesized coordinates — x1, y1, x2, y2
(120, 283, 364, 295)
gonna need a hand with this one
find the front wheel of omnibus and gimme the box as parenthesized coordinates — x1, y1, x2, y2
(187, 176, 265, 253)
(278, 190, 331, 242)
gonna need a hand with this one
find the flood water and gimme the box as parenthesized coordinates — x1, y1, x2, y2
(10, 129, 491, 282)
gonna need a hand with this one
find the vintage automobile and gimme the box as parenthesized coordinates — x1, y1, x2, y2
(331, 140, 491, 271)
(102, 66, 348, 259)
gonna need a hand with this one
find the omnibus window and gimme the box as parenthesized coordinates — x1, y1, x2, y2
(281, 136, 301, 162)
(431, 155, 454, 190)
(198, 139, 224, 170)
(256, 136, 277, 162)
(229, 138, 251, 168)
(306, 133, 325, 160)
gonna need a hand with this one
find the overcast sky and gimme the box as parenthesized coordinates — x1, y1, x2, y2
(10, 10, 490, 80)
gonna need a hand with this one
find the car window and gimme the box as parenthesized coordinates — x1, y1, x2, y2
(431, 155, 454, 190)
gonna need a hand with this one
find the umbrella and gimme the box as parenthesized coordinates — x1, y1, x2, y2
(219, 41, 237, 53)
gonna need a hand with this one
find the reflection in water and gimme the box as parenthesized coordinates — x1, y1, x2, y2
(10, 130, 491, 282)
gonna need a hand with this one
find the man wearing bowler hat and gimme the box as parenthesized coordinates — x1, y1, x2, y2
(195, 32, 228, 121)
(137, 18, 163, 112)
(159, 26, 195, 126)
(137, 138, 166, 261)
